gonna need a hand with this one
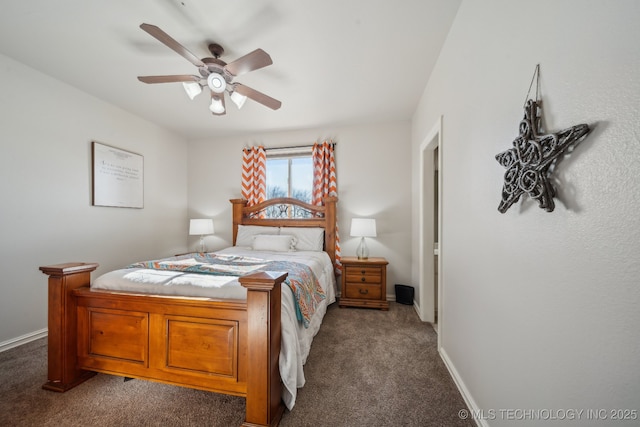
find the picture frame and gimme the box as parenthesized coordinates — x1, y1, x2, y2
(92, 141, 144, 208)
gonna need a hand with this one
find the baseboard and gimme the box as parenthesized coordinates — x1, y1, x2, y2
(411, 300, 435, 323)
(413, 300, 420, 317)
(439, 346, 486, 427)
(0, 328, 48, 353)
(388, 293, 420, 313)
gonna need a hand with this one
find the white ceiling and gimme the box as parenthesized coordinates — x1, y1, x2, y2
(0, 0, 461, 140)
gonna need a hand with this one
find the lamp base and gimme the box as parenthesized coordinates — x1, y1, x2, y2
(199, 235, 207, 253)
(356, 237, 369, 260)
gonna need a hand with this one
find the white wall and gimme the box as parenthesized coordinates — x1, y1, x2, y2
(0, 54, 189, 346)
(188, 121, 413, 296)
(412, 1, 640, 425)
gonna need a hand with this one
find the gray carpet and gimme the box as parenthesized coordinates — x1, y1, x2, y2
(0, 302, 473, 426)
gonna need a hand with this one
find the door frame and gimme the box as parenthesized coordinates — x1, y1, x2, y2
(418, 116, 442, 332)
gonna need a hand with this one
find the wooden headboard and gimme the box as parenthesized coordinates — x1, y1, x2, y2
(230, 196, 338, 269)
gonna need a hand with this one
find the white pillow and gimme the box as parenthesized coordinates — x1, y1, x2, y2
(280, 227, 325, 251)
(235, 225, 280, 247)
(252, 234, 295, 252)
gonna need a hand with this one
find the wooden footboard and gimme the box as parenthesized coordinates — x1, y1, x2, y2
(40, 263, 287, 427)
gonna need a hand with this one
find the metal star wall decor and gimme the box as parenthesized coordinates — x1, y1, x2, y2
(495, 99, 591, 213)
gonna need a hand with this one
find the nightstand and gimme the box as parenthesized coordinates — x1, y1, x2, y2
(339, 257, 389, 310)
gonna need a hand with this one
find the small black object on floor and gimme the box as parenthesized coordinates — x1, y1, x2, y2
(395, 284, 414, 305)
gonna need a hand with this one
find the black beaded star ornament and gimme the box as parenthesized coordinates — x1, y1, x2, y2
(495, 66, 591, 213)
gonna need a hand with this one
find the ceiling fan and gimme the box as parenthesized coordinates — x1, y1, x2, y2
(137, 23, 281, 116)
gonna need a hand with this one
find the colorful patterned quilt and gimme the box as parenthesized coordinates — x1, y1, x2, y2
(128, 253, 326, 328)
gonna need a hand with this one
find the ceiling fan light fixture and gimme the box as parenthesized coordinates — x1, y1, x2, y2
(209, 97, 225, 114)
(182, 81, 202, 100)
(230, 90, 247, 109)
(207, 73, 226, 94)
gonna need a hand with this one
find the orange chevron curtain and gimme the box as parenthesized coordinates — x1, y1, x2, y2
(241, 146, 266, 208)
(312, 141, 341, 269)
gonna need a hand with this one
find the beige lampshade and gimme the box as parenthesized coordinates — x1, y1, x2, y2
(189, 219, 214, 235)
(350, 218, 377, 237)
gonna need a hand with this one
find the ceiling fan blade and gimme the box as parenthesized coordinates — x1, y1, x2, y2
(234, 83, 282, 110)
(140, 23, 205, 68)
(224, 49, 273, 77)
(137, 75, 200, 84)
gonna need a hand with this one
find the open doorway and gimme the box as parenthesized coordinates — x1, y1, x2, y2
(418, 117, 442, 334)
(433, 146, 439, 327)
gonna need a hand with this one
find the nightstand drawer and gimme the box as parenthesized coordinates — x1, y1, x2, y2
(344, 283, 382, 300)
(344, 267, 382, 284)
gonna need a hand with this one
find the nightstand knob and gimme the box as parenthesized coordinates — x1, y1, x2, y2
(361, 269, 365, 274)
(359, 289, 369, 295)
(361, 277, 365, 282)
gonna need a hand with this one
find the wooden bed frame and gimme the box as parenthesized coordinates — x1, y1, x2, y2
(40, 196, 337, 427)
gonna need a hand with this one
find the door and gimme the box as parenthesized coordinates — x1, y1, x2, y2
(418, 117, 442, 330)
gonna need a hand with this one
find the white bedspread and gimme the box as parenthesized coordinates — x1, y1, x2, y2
(92, 247, 336, 409)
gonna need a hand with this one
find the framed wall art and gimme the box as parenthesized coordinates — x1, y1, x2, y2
(92, 141, 144, 208)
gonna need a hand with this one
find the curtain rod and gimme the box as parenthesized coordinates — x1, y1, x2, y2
(265, 142, 336, 151)
(266, 144, 312, 151)
(241, 142, 337, 152)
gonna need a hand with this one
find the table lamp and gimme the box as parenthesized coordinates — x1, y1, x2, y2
(189, 219, 214, 252)
(350, 218, 377, 260)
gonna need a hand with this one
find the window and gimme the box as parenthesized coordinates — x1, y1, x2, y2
(265, 150, 313, 218)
